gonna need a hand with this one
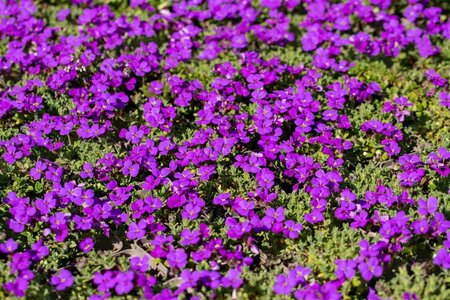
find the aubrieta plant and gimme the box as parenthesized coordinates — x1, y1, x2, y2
(0, 0, 450, 299)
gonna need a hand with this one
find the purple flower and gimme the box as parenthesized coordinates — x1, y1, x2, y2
(283, 220, 303, 239)
(123, 125, 144, 144)
(416, 35, 439, 58)
(31, 240, 49, 259)
(262, 207, 285, 229)
(257, 168, 275, 189)
(273, 273, 295, 295)
(384, 140, 401, 156)
(0, 238, 18, 254)
(434, 247, 450, 269)
(45, 166, 64, 183)
(398, 169, 425, 187)
(167, 248, 188, 269)
(57, 9, 71, 22)
(425, 69, 447, 87)
(198, 165, 215, 181)
(79, 237, 94, 253)
(222, 269, 243, 289)
(122, 160, 139, 177)
(180, 229, 201, 246)
(439, 92, 450, 108)
(130, 256, 150, 272)
(93, 271, 116, 292)
(412, 219, 429, 234)
(335, 259, 357, 280)
(234, 198, 255, 217)
(351, 211, 369, 228)
(213, 193, 231, 206)
(359, 257, 383, 281)
(127, 220, 147, 240)
(181, 203, 201, 220)
(361, 120, 385, 133)
(304, 209, 324, 224)
(114, 271, 134, 295)
(30, 161, 47, 180)
(51, 269, 74, 291)
(288, 266, 311, 285)
(418, 197, 438, 216)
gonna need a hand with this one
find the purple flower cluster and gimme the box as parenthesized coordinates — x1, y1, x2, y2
(361, 120, 403, 157)
(383, 96, 413, 123)
(0, 0, 449, 299)
(275, 191, 450, 298)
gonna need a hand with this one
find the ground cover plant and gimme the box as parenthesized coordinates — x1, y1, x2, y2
(0, 0, 450, 299)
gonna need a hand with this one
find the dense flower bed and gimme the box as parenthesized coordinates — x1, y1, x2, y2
(0, 0, 450, 299)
